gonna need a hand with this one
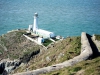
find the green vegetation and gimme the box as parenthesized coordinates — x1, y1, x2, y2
(0, 30, 100, 75)
(13, 36, 81, 73)
(1, 30, 99, 75)
(41, 57, 100, 75)
(43, 39, 53, 46)
(94, 34, 100, 50)
(95, 35, 100, 41)
(0, 30, 40, 60)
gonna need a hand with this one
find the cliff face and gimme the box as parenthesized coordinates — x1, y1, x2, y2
(0, 30, 40, 73)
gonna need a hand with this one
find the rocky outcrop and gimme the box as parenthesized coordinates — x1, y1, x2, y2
(13, 32, 93, 75)
(20, 49, 40, 63)
(0, 49, 40, 74)
(0, 30, 41, 74)
(0, 59, 21, 74)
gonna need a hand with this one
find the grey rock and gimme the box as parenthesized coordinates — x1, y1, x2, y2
(46, 56, 51, 62)
(58, 53, 64, 59)
(0, 59, 21, 74)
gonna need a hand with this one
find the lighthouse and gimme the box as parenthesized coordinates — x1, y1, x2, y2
(28, 13, 55, 38)
(33, 13, 38, 33)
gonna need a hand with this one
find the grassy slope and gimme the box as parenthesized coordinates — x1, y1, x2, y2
(1, 30, 100, 75)
(40, 35, 100, 75)
(95, 35, 100, 41)
(95, 35, 100, 50)
(41, 57, 100, 75)
(13, 36, 81, 73)
(0, 30, 40, 60)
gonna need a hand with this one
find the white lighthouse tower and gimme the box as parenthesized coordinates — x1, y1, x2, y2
(33, 13, 38, 33)
(28, 12, 55, 39)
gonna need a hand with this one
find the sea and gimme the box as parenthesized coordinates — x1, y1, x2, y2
(0, 0, 100, 37)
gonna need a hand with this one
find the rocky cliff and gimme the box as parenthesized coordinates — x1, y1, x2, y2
(0, 30, 40, 74)
(0, 30, 100, 75)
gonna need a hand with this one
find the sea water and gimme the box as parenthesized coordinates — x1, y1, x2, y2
(0, 0, 100, 37)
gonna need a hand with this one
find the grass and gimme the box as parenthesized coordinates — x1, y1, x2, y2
(95, 35, 100, 41)
(0, 30, 40, 60)
(13, 36, 81, 73)
(0, 49, 3, 54)
(41, 57, 100, 75)
(4, 32, 100, 75)
(2, 29, 100, 75)
(94, 34, 100, 51)
(43, 39, 53, 46)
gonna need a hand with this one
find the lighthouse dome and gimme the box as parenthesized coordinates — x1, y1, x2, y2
(34, 13, 38, 17)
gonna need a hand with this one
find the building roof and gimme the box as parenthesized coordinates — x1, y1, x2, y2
(37, 29, 54, 34)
